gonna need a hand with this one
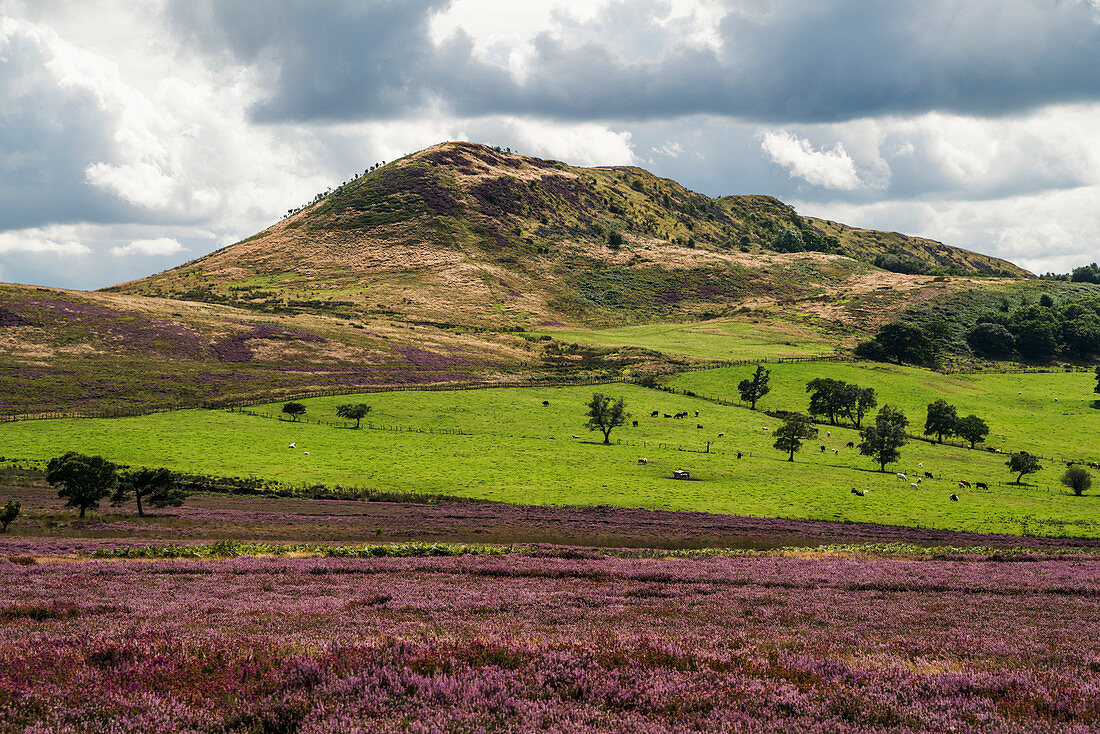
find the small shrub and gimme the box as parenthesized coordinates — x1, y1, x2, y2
(1062, 466, 1093, 496)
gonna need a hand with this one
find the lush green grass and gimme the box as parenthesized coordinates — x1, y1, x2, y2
(2, 378, 1098, 537)
(666, 362, 1100, 463)
(540, 318, 839, 361)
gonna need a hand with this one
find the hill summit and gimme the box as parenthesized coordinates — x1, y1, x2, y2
(110, 141, 1028, 329)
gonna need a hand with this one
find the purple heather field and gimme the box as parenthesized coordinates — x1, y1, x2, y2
(1, 550, 1100, 732)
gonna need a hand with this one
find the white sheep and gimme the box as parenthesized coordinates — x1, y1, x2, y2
(303, 451, 310, 455)
(896, 473, 907, 480)
(288, 442, 296, 449)
(910, 483, 919, 489)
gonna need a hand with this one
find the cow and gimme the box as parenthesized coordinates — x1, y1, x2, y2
(632, 420, 638, 427)
(820, 445, 826, 452)
(958, 480, 971, 489)
(762, 427, 769, 431)
(851, 488, 867, 496)
(950, 494, 959, 502)
(571, 435, 580, 439)
(542, 400, 550, 406)
(696, 424, 703, 429)
(833, 449, 838, 455)
(717, 432, 724, 437)
(663, 414, 671, 418)
(651, 410, 659, 417)
(1090, 462, 1100, 470)
(846, 441, 855, 448)
(918, 462, 923, 467)
(924, 471, 933, 479)
(976, 482, 988, 490)
(638, 458, 648, 465)
(694, 411, 699, 417)
(736, 452, 743, 459)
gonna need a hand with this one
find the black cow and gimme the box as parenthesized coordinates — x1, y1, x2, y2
(650, 410, 659, 417)
(976, 482, 988, 489)
(846, 441, 855, 448)
(924, 471, 933, 479)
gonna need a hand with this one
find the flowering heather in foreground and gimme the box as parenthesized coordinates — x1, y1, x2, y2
(2, 552, 1100, 732)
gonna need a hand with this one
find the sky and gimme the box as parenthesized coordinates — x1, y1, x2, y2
(2, 0, 1100, 289)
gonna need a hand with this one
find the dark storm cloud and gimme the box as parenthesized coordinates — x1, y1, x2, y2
(170, 0, 1100, 125)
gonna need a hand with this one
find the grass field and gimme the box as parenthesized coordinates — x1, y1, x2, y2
(3, 370, 1099, 537)
(539, 317, 842, 361)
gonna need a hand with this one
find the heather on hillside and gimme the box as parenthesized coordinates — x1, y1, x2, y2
(0, 551, 1097, 732)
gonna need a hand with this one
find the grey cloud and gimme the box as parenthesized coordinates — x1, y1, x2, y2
(0, 27, 132, 230)
(170, 0, 1100, 125)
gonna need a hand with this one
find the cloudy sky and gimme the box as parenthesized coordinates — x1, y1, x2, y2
(2, 0, 1100, 289)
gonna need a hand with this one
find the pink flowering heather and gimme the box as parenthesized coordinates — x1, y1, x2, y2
(0, 551, 1098, 732)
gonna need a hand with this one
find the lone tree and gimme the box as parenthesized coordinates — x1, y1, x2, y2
(45, 452, 118, 519)
(772, 413, 819, 462)
(1062, 466, 1093, 496)
(924, 399, 958, 443)
(112, 467, 186, 517)
(336, 403, 370, 428)
(0, 500, 20, 533)
(859, 405, 909, 472)
(954, 415, 990, 449)
(1006, 451, 1042, 484)
(738, 365, 771, 410)
(585, 393, 628, 444)
(282, 402, 306, 422)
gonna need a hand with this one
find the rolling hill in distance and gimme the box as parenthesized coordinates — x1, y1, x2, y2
(0, 141, 1050, 415)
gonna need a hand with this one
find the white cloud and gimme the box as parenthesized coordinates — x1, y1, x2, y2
(0, 229, 92, 256)
(110, 237, 184, 257)
(760, 131, 862, 190)
(651, 141, 684, 158)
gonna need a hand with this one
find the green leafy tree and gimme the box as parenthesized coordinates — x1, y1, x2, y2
(112, 467, 186, 517)
(859, 405, 909, 472)
(954, 415, 990, 449)
(924, 399, 958, 443)
(966, 323, 1014, 358)
(1006, 451, 1042, 484)
(772, 413, 819, 462)
(585, 393, 628, 444)
(737, 365, 771, 410)
(282, 402, 306, 422)
(843, 387, 877, 428)
(1062, 466, 1093, 496)
(336, 403, 370, 428)
(875, 322, 935, 365)
(0, 500, 20, 533)
(806, 378, 847, 425)
(45, 452, 118, 519)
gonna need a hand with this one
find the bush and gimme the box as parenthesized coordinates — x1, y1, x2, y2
(1062, 467, 1093, 496)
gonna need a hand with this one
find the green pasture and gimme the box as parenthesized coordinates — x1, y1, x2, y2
(2, 379, 1098, 537)
(666, 363, 1100, 463)
(539, 318, 839, 361)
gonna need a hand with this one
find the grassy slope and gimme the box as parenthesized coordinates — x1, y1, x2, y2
(2, 373, 1097, 537)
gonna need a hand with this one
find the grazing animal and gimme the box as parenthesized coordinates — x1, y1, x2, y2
(717, 432, 724, 438)
(910, 483, 919, 489)
(851, 488, 867, 496)
(762, 427, 769, 431)
(918, 462, 923, 467)
(638, 458, 648, 465)
(896, 473, 906, 480)
(571, 435, 580, 439)
(737, 452, 743, 459)
(696, 424, 703, 429)
(288, 443, 296, 449)
(651, 410, 659, 417)
(694, 411, 699, 417)
(1090, 462, 1100, 469)
(820, 445, 826, 452)
(958, 480, 971, 489)
(833, 449, 838, 455)
(950, 494, 959, 501)
(542, 400, 549, 406)
(663, 414, 671, 418)
(976, 482, 988, 490)
(826, 431, 831, 437)
(846, 441, 855, 448)
(924, 471, 933, 479)
(632, 420, 638, 427)
(303, 451, 309, 455)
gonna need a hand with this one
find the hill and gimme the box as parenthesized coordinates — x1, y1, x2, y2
(110, 142, 1028, 331)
